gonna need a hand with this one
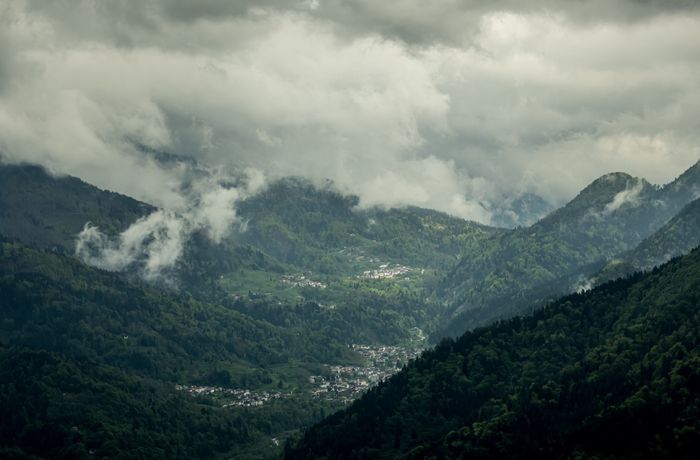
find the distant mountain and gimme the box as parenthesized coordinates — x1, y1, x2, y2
(437, 162, 700, 338)
(0, 164, 501, 344)
(5, 160, 700, 345)
(209, 178, 503, 344)
(593, 196, 700, 285)
(288, 247, 700, 460)
(489, 192, 554, 228)
(660, 158, 700, 207)
(236, 177, 500, 272)
(0, 164, 498, 276)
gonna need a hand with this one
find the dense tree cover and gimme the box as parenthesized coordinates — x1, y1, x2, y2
(0, 346, 340, 460)
(0, 346, 249, 459)
(595, 197, 700, 285)
(0, 241, 351, 379)
(0, 164, 493, 344)
(288, 247, 700, 459)
(4, 160, 700, 459)
(0, 164, 152, 251)
(4, 163, 700, 345)
(438, 163, 700, 338)
(236, 177, 499, 272)
(229, 287, 433, 346)
(0, 240, 355, 458)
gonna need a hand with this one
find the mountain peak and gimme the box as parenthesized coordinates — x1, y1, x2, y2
(558, 172, 650, 215)
(588, 171, 636, 188)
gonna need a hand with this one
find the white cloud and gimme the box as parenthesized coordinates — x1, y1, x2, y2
(76, 211, 187, 281)
(604, 178, 645, 214)
(0, 0, 699, 231)
(74, 178, 246, 281)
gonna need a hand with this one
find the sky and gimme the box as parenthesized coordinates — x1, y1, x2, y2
(1, 0, 700, 226)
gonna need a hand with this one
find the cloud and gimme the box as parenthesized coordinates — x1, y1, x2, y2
(76, 211, 187, 281)
(0, 0, 699, 233)
(603, 178, 645, 214)
(74, 178, 246, 281)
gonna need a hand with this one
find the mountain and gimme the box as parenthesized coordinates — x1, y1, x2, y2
(287, 247, 700, 460)
(0, 240, 348, 375)
(0, 164, 152, 251)
(593, 196, 700, 285)
(489, 192, 554, 229)
(185, 178, 502, 344)
(0, 164, 501, 345)
(0, 163, 501, 457)
(437, 163, 700, 338)
(0, 239, 352, 459)
(236, 177, 500, 273)
(660, 158, 700, 208)
(3, 159, 700, 458)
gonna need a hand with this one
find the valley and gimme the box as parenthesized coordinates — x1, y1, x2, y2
(176, 342, 425, 408)
(3, 3, 700, 459)
(2, 160, 700, 459)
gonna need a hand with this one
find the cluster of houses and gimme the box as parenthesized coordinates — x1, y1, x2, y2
(307, 343, 423, 404)
(359, 263, 413, 280)
(280, 273, 327, 289)
(351, 343, 423, 368)
(175, 384, 284, 408)
(176, 344, 424, 408)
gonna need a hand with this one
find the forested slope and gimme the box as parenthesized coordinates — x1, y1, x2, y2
(0, 240, 349, 459)
(289, 247, 700, 459)
(594, 197, 700, 285)
(438, 161, 700, 338)
(0, 164, 152, 251)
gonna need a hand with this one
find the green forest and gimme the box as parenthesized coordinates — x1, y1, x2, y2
(2, 161, 700, 459)
(288, 248, 700, 459)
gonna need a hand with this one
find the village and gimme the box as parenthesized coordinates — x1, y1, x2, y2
(359, 263, 416, 280)
(175, 343, 424, 408)
(307, 343, 424, 404)
(280, 273, 327, 289)
(175, 384, 285, 408)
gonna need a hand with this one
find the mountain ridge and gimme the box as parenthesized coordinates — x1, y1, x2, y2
(436, 160, 700, 338)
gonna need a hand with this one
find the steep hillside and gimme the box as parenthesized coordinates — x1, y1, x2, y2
(0, 164, 152, 251)
(0, 240, 348, 381)
(594, 197, 700, 285)
(236, 177, 499, 272)
(439, 162, 700, 338)
(288, 248, 700, 460)
(661, 159, 700, 208)
(0, 164, 499, 344)
(0, 240, 351, 459)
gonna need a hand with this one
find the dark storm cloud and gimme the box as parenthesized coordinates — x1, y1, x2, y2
(149, 0, 700, 46)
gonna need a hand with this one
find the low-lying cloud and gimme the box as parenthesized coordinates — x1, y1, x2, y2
(76, 211, 187, 281)
(604, 178, 646, 214)
(74, 170, 256, 281)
